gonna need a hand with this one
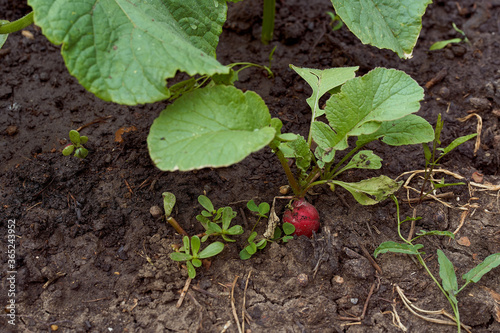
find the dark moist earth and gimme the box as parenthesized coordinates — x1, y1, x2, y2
(1, 1, 500, 332)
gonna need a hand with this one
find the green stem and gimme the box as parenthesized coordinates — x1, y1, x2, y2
(0, 12, 34, 34)
(326, 144, 365, 179)
(261, 0, 276, 44)
(274, 149, 301, 197)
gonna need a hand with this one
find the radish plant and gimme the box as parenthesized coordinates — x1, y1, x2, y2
(62, 130, 89, 159)
(148, 66, 434, 217)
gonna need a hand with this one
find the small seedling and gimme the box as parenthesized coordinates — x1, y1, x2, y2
(240, 199, 295, 260)
(239, 223, 295, 260)
(375, 196, 500, 333)
(430, 23, 469, 51)
(326, 11, 344, 31)
(62, 130, 89, 159)
(196, 195, 244, 242)
(170, 235, 224, 279)
(418, 114, 477, 201)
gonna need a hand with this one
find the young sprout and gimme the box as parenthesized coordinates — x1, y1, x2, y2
(62, 130, 89, 159)
(170, 235, 224, 279)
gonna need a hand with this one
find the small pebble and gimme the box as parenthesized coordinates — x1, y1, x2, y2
(149, 206, 163, 218)
(438, 86, 450, 99)
(6, 125, 18, 136)
(279, 185, 290, 195)
(297, 273, 308, 287)
(350, 298, 359, 305)
(469, 97, 491, 110)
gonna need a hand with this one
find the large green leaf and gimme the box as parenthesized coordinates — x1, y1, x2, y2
(28, 0, 229, 105)
(356, 114, 434, 146)
(148, 85, 275, 171)
(331, 0, 432, 58)
(313, 68, 424, 151)
(290, 65, 358, 118)
(332, 175, 402, 205)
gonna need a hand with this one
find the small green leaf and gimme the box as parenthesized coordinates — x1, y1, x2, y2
(192, 258, 202, 267)
(282, 222, 295, 235)
(246, 243, 257, 254)
(198, 241, 225, 258)
(183, 236, 190, 254)
(247, 231, 257, 243)
(334, 150, 382, 176)
(273, 227, 282, 240)
(196, 215, 210, 229)
(442, 133, 478, 156)
(239, 248, 252, 260)
(247, 200, 259, 212)
(462, 253, 500, 284)
(80, 136, 89, 144)
(211, 69, 239, 85)
(227, 225, 244, 235)
(332, 176, 402, 205)
(256, 239, 267, 249)
(0, 20, 8, 49)
(221, 207, 235, 230)
(429, 38, 463, 51)
(201, 210, 213, 217)
(162, 192, 176, 217)
(148, 85, 275, 171)
(207, 222, 223, 234)
(258, 202, 270, 215)
(75, 147, 89, 159)
(282, 236, 294, 243)
(437, 250, 458, 293)
(422, 143, 432, 163)
(170, 252, 192, 261)
(62, 145, 75, 156)
(414, 230, 455, 240)
(277, 133, 298, 142)
(221, 234, 235, 242)
(186, 261, 196, 279)
(290, 64, 358, 118)
(374, 241, 424, 257)
(69, 130, 81, 145)
(198, 195, 214, 213)
(191, 236, 201, 256)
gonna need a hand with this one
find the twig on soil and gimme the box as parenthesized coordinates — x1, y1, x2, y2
(230, 276, 243, 333)
(123, 178, 134, 194)
(220, 320, 232, 333)
(82, 297, 110, 303)
(358, 243, 383, 275)
(395, 285, 472, 333)
(241, 270, 252, 332)
(176, 277, 192, 308)
(338, 281, 377, 321)
(452, 209, 470, 236)
(424, 68, 447, 89)
(457, 113, 482, 156)
(191, 285, 219, 298)
(75, 115, 112, 132)
(42, 272, 66, 289)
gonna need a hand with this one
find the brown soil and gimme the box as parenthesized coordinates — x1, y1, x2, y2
(1, 1, 500, 332)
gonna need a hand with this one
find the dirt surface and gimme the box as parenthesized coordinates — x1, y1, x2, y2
(1, 0, 500, 332)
